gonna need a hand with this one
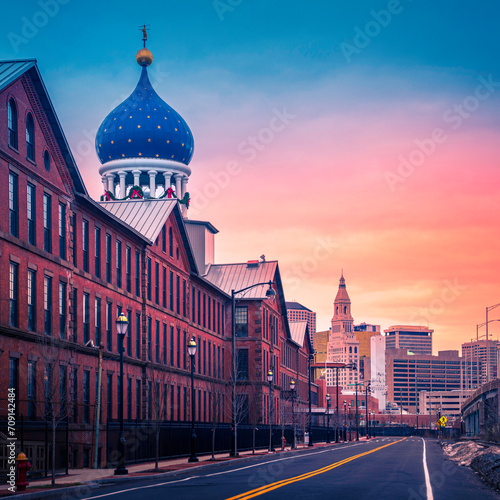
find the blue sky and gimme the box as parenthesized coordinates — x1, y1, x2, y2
(2, 1, 500, 347)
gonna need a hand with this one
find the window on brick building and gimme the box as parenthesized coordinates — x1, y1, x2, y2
(135, 250, 140, 296)
(156, 320, 160, 362)
(28, 360, 36, 418)
(82, 220, 89, 272)
(192, 286, 195, 321)
(176, 275, 180, 314)
(126, 309, 132, 356)
(59, 282, 67, 339)
(237, 349, 249, 380)
(8, 98, 18, 149)
(94, 227, 101, 278)
(235, 307, 248, 337)
(162, 225, 166, 253)
(105, 234, 111, 283)
(9, 262, 19, 328)
(208, 297, 211, 329)
(163, 323, 167, 364)
(136, 313, 141, 359)
(125, 246, 131, 292)
(147, 258, 151, 301)
(116, 240, 122, 288)
(183, 387, 187, 421)
(177, 328, 181, 368)
(170, 385, 174, 420)
(117, 374, 122, 420)
(148, 381, 152, 420)
(9, 359, 19, 416)
(71, 213, 77, 266)
(169, 227, 173, 257)
(183, 331, 187, 369)
(44, 363, 52, 418)
(95, 297, 101, 346)
(44, 275, 52, 335)
(72, 369, 78, 423)
(83, 370, 90, 423)
(28, 269, 36, 332)
(147, 317, 152, 361)
(170, 326, 174, 366)
(59, 203, 66, 260)
(83, 292, 90, 343)
(27, 183, 36, 245)
(155, 262, 159, 304)
(106, 302, 112, 351)
(26, 113, 35, 161)
(182, 279, 186, 317)
(107, 374, 112, 421)
(136, 379, 141, 420)
(127, 378, 132, 420)
(44, 150, 50, 171)
(60, 365, 67, 417)
(162, 267, 167, 308)
(202, 294, 206, 328)
(169, 271, 174, 311)
(43, 193, 52, 253)
(9, 171, 18, 238)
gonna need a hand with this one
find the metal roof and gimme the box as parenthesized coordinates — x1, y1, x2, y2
(204, 261, 277, 298)
(98, 199, 176, 244)
(0, 59, 36, 90)
(285, 301, 312, 312)
(289, 321, 308, 347)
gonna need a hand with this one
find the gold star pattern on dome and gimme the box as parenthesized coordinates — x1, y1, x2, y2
(175, 128, 178, 131)
(137, 125, 141, 128)
(128, 139, 132, 142)
(119, 126, 122, 129)
(111, 140, 114, 144)
(148, 138, 151, 142)
(139, 153, 142, 156)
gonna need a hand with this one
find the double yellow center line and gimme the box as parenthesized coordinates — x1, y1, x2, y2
(226, 438, 407, 500)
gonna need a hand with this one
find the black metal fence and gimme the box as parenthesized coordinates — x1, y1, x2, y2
(0, 418, 460, 478)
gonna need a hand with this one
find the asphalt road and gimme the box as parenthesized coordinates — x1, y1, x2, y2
(79, 438, 499, 500)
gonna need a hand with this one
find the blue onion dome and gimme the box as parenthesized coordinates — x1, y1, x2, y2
(95, 54, 194, 165)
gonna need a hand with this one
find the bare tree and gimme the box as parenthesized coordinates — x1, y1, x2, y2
(208, 378, 224, 460)
(226, 348, 249, 457)
(150, 368, 173, 471)
(37, 336, 73, 486)
(247, 381, 263, 454)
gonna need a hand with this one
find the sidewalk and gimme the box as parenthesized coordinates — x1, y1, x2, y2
(1, 439, 368, 498)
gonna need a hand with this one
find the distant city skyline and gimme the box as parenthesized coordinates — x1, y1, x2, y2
(1, 1, 499, 353)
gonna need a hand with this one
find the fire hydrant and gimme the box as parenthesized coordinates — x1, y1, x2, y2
(16, 452, 31, 492)
(281, 436, 286, 451)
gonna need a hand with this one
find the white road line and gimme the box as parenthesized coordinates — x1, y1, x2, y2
(82, 442, 369, 499)
(422, 438, 434, 500)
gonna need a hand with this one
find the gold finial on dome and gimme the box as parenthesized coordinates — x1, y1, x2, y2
(136, 48, 153, 66)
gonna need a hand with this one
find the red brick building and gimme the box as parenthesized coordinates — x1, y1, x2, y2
(0, 56, 316, 468)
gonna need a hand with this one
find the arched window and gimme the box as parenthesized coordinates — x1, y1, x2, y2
(44, 151, 50, 171)
(349, 346, 352, 353)
(26, 113, 35, 161)
(336, 306, 338, 314)
(8, 99, 18, 149)
(344, 306, 347, 314)
(168, 227, 173, 257)
(354, 346, 357, 353)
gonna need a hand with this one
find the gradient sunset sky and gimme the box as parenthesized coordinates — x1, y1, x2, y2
(2, 0, 500, 353)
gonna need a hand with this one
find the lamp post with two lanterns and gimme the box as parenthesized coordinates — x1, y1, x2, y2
(188, 338, 198, 462)
(267, 370, 274, 452)
(114, 313, 129, 476)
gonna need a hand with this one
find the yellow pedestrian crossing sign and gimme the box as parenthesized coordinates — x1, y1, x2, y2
(437, 416, 447, 427)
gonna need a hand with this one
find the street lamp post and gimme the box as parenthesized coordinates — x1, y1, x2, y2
(267, 370, 274, 452)
(343, 400, 347, 442)
(188, 338, 198, 462)
(308, 354, 314, 447)
(290, 380, 296, 449)
(114, 313, 129, 475)
(231, 281, 275, 456)
(335, 367, 340, 443)
(326, 394, 331, 443)
(365, 383, 370, 439)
